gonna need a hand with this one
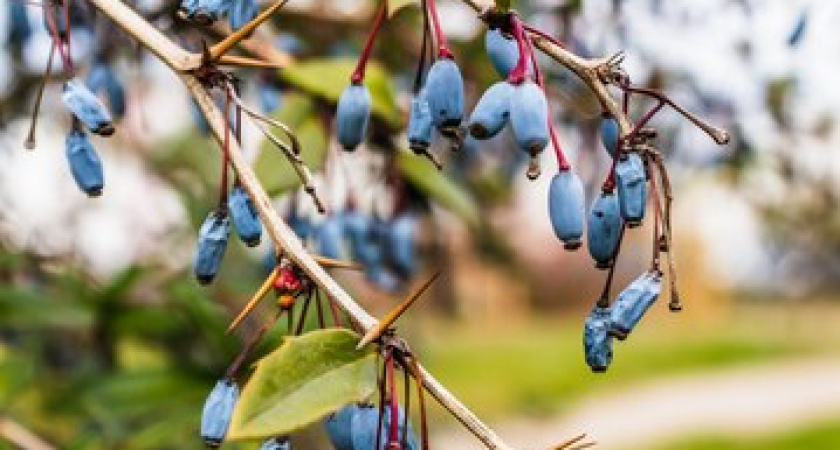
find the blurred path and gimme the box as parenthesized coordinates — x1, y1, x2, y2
(433, 357, 840, 449)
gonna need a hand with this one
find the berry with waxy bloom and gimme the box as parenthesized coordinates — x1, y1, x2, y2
(509, 81, 549, 154)
(62, 79, 114, 136)
(583, 305, 613, 373)
(325, 403, 360, 450)
(407, 93, 434, 152)
(424, 58, 464, 132)
(336, 84, 372, 151)
(485, 28, 519, 79)
(259, 437, 291, 450)
(200, 379, 239, 447)
(65, 128, 104, 197)
(600, 115, 620, 157)
(7, 1, 32, 46)
(229, 0, 257, 32)
(228, 184, 262, 247)
(614, 153, 647, 227)
(468, 82, 512, 140)
(87, 63, 127, 119)
(548, 170, 586, 250)
(350, 403, 419, 450)
(609, 271, 662, 340)
(387, 213, 419, 279)
(194, 210, 230, 285)
(587, 190, 623, 269)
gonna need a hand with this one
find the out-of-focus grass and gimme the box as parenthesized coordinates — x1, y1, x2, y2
(652, 416, 840, 449)
(419, 303, 840, 421)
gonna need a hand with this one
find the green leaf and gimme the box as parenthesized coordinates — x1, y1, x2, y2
(396, 150, 481, 226)
(280, 58, 402, 129)
(228, 329, 377, 440)
(387, 0, 419, 17)
(254, 93, 328, 196)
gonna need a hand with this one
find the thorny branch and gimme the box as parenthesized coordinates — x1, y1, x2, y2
(72, 0, 726, 448)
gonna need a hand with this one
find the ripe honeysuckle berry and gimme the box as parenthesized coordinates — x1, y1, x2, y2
(325, 403, 359, 450)
(194, 210, 230, 285)
(468, 82, 513, 140)
(228, 185, 262, 247)
(599, 115, 620, 157)
(387, 213, 418, 279)
(229, 0, 257, 32)
(587, 191, 623, 269)
(407, 94, 434, 152)
(259, 82, 282, 114)
(609, 271, 662, 340)
(485, 28, 519, 79)
(548, 170, 586, 250)
(7, 2, 32, 46)
(200, 379, 239, 447)
(509, 81, 549, 154)
(424, 58, 465, 132)
(336, 84, 372, 151)
(192, 0, 233, 25)
(583, 305, 613, 373)
(316, 214, 345, 260)
(614, 153, 647, 227)
(260, 437, 291, 450)
(65, 128, 104, 197)
(87, 63, 126, 118)
(62, 79, 115, 136)
(179, 0, 200, 18)
(350, 403, 418, 450)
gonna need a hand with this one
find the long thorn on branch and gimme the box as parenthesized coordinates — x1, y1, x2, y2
(209, 0, 291, 62)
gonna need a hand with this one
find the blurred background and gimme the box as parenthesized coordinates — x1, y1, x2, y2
(1, 0, 839, 449)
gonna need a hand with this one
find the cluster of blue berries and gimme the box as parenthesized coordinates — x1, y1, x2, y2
(326, 402, 419, 450)
(201, 378, 290, 448)
(179, 0, 258, 30)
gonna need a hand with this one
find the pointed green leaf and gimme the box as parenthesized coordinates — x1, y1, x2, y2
(388, 0, 419, 17)
(279, 58, 402, 129)
(396, 150, 480, 226)
(254, 93, 329, 196)
(228, 329, 376, 440)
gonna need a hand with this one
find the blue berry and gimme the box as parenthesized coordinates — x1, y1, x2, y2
(62, 79, 114, 136)
(424, 58, 464, 131)
(614, 153, 647, 227)
(599, 116, 620, 157)
(194, 210, 230, 285)
(387, 213, 418, 279)
(229, 0, 257, 32)
(325, 403, 359, 450)
(228, 185, 262, 247)
(87, 63, 126, 119)
(509, 81, 549, 154)
(316, 214, 345, 260)
(192, 0, 233, 24)
(407, 93, 434, 152)
(548, 170, 585, 250)
(468, 82, 512, 140)
(259, 82, 283, 114)
(7, 1, 32, 46)
(65, 128, 104, 197)
(350, 403, 418, 450)
(587, 191, 623, 269)
(583, 305, 613, 373)
(609, 271, 662, 340)
(485, 28, 519, 78)
(336, 84, 372, 151)
(260, 437, 291, 450)
(200, 379, 239, 447)
(343, 210, 371, 261)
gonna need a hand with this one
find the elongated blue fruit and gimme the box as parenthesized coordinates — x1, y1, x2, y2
(87, 63, 126, 118)
(260, 437, 291, 450)
(600, 116, 620, 157)
(229, 0, 257, 31)
(485, 28, 518, 78)
(7, 1, 32, 46)
(387, 213, 418, 278)
(509, 81, 549, 154)
(469, 82, 512, 139)
(424, 58, 464, 130)
(548, 170, 585, 250)
(65, 128, 104, 197)
(587, 191, 623, 269)
(179, 0, 200, 18)
(609, 271, 662, 340)
(62, 79, 114, 136)
(201, 379, 239, 447)
(614, 153, 647, 227)
(343, 210, 370, 262)
(259, 82, 283, 114)
(193, 0, 233, 24)
(408, 94, 433, 152)
(350, 403, 419, 450)
(336, 84, 372, 151)
(228, 185, 262, 247)
(317, 214, 345, 260)
(583, 305, 613, 372)
(194, 210, 230, 284)
(325, 403, 359, 450)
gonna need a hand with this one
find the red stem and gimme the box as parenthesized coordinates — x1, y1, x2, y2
(425, 0, 451, 58)
(350, 1, 388, 84)
(506, 15, 530, 84)
(43, 3, 73, 73)
(387, 355, 400, 444)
